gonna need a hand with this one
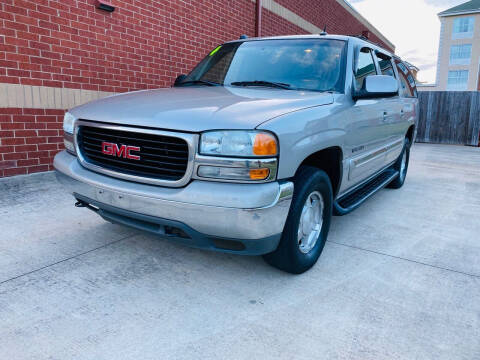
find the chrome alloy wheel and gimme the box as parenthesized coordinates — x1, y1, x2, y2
(297, 191, 324, 254)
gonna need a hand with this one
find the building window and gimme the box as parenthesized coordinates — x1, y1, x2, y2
(452, 17, 474, 39)
(449, 44, 472, 65)
(447, 70, 469, 90)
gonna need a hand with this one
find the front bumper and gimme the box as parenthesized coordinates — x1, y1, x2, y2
(54, 151, 293, 255)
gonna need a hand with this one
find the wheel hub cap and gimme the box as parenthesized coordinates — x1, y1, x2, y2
(298, 191, 324, 254)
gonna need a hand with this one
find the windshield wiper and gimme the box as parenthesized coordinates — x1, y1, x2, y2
(176, 80, 221, 87)
(294, 88, 338, 93)
(230, 80, 293, 90)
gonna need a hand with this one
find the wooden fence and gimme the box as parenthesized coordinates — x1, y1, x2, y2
(416, 91, 480, 146)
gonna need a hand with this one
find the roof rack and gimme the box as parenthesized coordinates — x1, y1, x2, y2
(348, 34, 387, 52)
(350, 34, 368, 41)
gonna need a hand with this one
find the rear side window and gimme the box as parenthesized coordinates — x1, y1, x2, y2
(395, 59, 417, 98)
(355, 48, 376, 89)
(375, 52, 395, 77)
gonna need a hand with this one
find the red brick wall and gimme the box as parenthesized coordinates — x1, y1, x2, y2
(261, 8, 309, 37)
(1, 0, 256, 92)
(0, 0, 392, 178)
(0, 108, 64, 177)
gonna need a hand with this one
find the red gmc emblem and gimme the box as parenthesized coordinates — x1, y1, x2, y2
(102, 142, 141, 160)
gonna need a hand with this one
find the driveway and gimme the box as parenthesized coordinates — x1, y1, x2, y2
(0, 143, 479, 360)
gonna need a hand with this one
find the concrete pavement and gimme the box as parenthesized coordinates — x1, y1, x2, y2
(0, 143, 479, 360)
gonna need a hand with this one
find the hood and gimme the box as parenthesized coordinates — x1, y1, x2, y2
(70, 86, 334, 132)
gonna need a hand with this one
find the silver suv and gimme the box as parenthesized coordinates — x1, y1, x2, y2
(54, 35, 418, 274)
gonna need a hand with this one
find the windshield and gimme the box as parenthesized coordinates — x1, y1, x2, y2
(181, 39, 347, 92)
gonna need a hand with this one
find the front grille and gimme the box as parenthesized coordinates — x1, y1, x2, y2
(77, 125, 189, 181)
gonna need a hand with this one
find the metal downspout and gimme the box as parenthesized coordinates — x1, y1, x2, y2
(255, 0, 262, 37)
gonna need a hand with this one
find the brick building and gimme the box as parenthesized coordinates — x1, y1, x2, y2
(0, 0, 394, 178)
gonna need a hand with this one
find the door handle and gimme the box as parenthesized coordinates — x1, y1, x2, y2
(400, 109, 405, 116)
(383, 111, 388, 122)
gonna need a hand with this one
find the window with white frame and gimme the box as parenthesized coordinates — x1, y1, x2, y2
(452, 17, 474, 39)
(450, 44, 472, 65)
(447, 70, 469, 90)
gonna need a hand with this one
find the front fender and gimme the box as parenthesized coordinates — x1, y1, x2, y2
(258, 102, 347, 179)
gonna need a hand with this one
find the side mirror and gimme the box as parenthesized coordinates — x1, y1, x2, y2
(174, 74, 187, 87)
(353, 75, 398, 100)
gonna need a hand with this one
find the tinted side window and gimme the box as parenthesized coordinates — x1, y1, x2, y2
(375, 52, 395, 77)
(395, 59, 417, 98)
(355, 48, 376, 89)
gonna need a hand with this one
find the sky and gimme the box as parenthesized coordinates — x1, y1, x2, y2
(348, 0, 468, 84)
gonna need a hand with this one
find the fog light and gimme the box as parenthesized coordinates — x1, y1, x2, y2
(198, 166, 269, 181)
(64, 139, 74, 152)
(249, 168, 270, 180)
(64, 138, 76, 155)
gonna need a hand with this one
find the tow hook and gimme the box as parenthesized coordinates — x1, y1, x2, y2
(74, 199, 99, 212)
(75, 200, 86, 208)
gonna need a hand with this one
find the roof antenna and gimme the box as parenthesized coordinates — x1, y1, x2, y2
(320, 25, 327, 36)
(239, 34, 248, 39)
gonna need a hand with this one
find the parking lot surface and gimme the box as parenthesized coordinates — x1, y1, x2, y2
(1, 143, 479, 360)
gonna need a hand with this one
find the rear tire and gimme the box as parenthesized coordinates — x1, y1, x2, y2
(263, 166, 333, 274)
(388, 138, 410, 189)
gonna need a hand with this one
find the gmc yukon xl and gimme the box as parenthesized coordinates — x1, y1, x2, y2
(54, 35, 418, 274)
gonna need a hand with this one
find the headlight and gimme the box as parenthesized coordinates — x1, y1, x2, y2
(200, 130, 278, 157)
(196, 130, 278, 182)
(63, 112, 76, 155)
(63, 112, 75, 134)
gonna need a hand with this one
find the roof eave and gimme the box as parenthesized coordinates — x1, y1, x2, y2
(438, 9, 480, 17)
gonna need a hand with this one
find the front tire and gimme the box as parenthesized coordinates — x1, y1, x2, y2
(263, 166, 333, 274)
(388, 138, 410, 189)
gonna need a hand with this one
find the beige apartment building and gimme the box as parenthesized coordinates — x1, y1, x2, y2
(433, 0, 480, 91)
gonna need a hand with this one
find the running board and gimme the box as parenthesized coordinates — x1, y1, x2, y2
(334, 169, 399, 216)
